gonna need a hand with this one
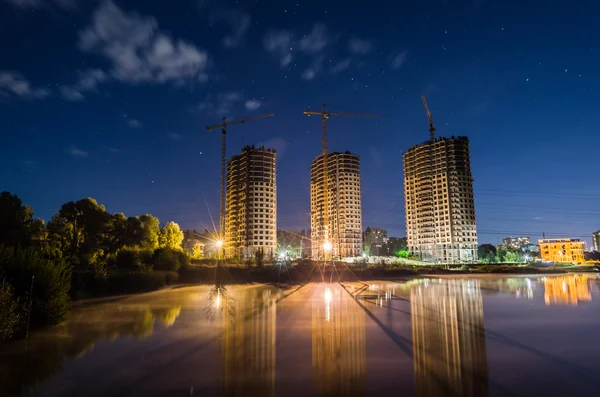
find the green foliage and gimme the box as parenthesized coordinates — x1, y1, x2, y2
(115, 246, 153, 271)
(158, 221, 184, 250)
(47, 198, 112, 264)
(396, 250, 409, 258)
(254, 247, 265, 268)
(0, 245, 71, 328)
(137, 215, 160, 249)
(191, 243, 203, 259)
(494, 247, 523, 263)
(0, 191, 44, 248)
(152, 247, 189, 271)
(478, 244, 497, 263)
(0, 282, 20, 342)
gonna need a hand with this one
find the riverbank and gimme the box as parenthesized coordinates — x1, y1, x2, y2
(176, 262, 573, 285)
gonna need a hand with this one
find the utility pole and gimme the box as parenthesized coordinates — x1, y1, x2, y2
(205, 113, 274, 255)
(303, 104, 379, 260)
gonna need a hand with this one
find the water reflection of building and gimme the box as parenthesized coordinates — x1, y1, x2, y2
(411, 280, 489, 397)
(219, 288, 277, 397)
(312, 287, 366, 397)
(544, 275, 592, 306)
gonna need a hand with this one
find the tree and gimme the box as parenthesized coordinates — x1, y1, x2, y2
(158, 222, 184, 250)
(191, 243, 203, 259)
(478, 244, 497, 263)
(0, 246, 71, 328)
(47, 198, 112, 264)
(0, 191, 36, 247)
(397, 250, 409, 258)
(0, 282, 20, 342)
(137, 214, 160, 249)
(255, 247, 265, 268)
(503, 250, 521, 263)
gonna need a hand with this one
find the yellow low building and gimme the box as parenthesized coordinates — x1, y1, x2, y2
(539, 238, 585, 263)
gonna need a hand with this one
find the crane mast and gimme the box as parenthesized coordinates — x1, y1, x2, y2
(421, 95, 436, 141)
(205, 113, 274, 252)
(303, 104, 379, 259)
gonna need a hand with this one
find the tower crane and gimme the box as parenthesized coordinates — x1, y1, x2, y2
(206, 113, 275, 247)
(303, 104, 379, 259)
(421, 95, 436, 141)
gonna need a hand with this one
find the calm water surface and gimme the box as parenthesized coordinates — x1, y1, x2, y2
(2, 274, 600, 397)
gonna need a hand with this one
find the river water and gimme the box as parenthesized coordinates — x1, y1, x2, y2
(1, 274, 600, 397)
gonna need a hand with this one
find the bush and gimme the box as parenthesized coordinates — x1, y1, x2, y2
(0, 282, 20, 341)
(152, 248, 190, 271)
(0, 245, 71, 329)
(115, 246, 153, 271)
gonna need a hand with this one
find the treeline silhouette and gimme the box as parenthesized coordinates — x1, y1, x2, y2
(0, 191, 189, 342)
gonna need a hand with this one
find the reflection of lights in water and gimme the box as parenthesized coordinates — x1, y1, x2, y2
(562, 282, 567, 293)
(324, 288, 332, 322)
(215, 288, 222, 309)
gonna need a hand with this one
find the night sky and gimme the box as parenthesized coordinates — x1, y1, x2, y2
(1, 0, 598, 246)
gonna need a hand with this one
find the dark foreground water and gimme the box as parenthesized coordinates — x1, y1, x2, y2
(2, 274, 600, 397)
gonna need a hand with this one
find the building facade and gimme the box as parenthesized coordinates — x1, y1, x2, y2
(310, 152, 363, 259)
(539, 238, 585, 263)
(502, 236, 532, 251)
(225, 146, 277, 258)
(403, 136, 478, 262)
(592, 231, 600, 252)
(363, 227, 387, 256)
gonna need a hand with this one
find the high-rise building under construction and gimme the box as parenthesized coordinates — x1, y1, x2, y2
(225, 145, 277, 258)
(310, 151, 363, 259)
(403, 136, 478, 262)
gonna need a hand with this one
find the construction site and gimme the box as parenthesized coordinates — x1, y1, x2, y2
(205, 98, 478, 264)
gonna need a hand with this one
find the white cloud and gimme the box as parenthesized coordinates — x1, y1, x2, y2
(330, 58, 351, 73)
(299, 24, 331, 53)
(60, 69, 109, 101)
(0, 71, 49, 99)
(301, 56, 324, 81)
(108, 147, 119, 153)
(348, 37, 372, 54)
(78, 1, 209, 85)
(245, 99, 261, 111)
(222, 12, 251, 48)
(5, 0, 74, 8)
(127, 119, 142, 128)
(60, 86, 84, 101)
(66, 146, 88, 157)
(198, 91, 245, 115)
(167, 132, 182, 140)
(301, 69, 316, 81)
(263, 30, 293, 67)
(391, 52, 408, 69)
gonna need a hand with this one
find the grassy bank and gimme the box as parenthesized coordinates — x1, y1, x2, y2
(176, 261, 570, 284)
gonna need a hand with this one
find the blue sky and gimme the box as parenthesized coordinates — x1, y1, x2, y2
(1, 0, 599, 246)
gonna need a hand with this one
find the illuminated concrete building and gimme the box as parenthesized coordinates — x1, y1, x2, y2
(363, 227, 387, 256)
(544, 275, 591, 306)
(538, 238, 585, 263)
(411, 280, 489, 397)
(592, 230, 600, 252)
(403, 136, 478, 262)
(219, 288, 277, 396)
(225, 146, 277, 258)
(312, 287, 366, 396)
(502, 236, 533, 251)
(310, 152, 363, 259)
